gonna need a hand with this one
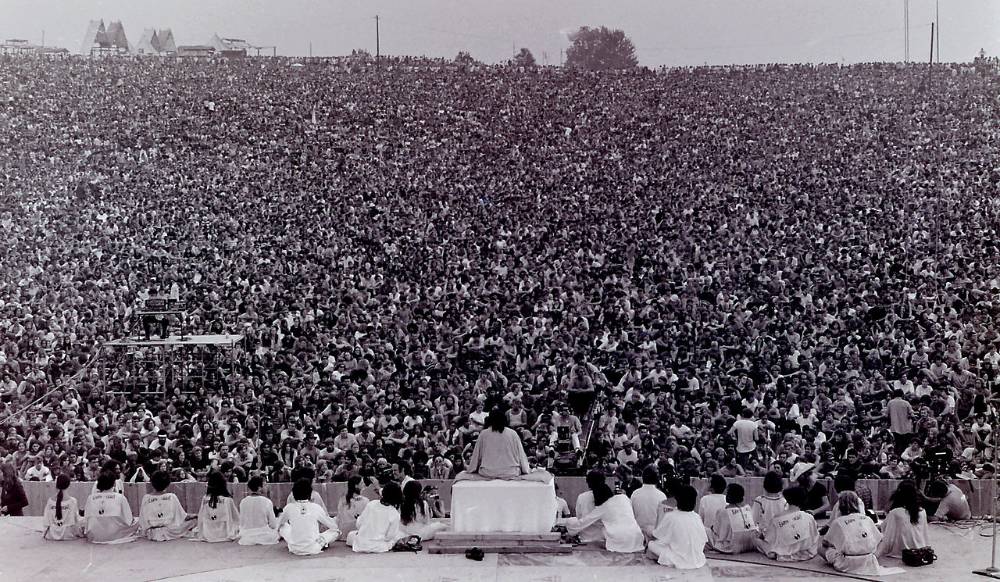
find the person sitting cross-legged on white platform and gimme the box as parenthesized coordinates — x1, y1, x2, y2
(278, 478, 340, 555)
(456, 409, 552, 482)
(562, 482, 644, 553)
(646, 484, 707, 569)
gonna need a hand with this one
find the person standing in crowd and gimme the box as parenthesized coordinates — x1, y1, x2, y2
(277, 478, 340, 555)
(647, 485, 708, 569)
(728, 409, 758, 468)
(886, 391, 914, 451)
(138, 470, 196, 541)
(193, 471, 240, 542)
(42, 474, 83, 540)
(238, 475, 280, 545)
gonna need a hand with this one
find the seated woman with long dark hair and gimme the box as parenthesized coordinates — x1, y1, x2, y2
(878, 480, 928, 558)
(347, 482, 405, 553)
(399, 480, 447, 541)
(43, 474, 83, 540)
(193, 471, 240, 542)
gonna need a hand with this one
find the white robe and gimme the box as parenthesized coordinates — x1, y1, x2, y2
(278, 500, 340, 555)
(138, 492, 195, 541)
(574, 491, 604, 543)
(751, 494, 788, 535)
(823, 514, 902, 575)
(648, 510, 708, 569)
(630, 484, 666, 540)
(194, 496, 240, 542)
(335, 494, 369, 541)
(710, 505, 758, 554)
(347, 501, 405, 553)
(238, 495, 280, 545)
(564, 494, 644, 553)
(754, 510, 818, 562)
(43, 495, 83, 541)
(697, 493, 727, 538)
(877, 507, 928, 558)
(83, 491, 138, 544)
(400, 501, 448, 541)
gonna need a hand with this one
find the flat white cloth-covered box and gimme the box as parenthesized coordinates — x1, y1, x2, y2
(451, 480, 558, 533)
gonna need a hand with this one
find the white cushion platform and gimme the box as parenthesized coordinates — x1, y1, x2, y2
(451, 480, 558, 533)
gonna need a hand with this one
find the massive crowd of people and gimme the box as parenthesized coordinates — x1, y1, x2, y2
(0, 55, 998, 498)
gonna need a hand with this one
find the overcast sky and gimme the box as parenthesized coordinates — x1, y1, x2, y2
(2, 0, 997, 65)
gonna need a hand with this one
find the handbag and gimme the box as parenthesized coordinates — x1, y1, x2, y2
(901, 547, 937, 567)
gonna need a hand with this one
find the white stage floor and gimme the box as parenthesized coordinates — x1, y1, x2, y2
(0, 517, 992, 582)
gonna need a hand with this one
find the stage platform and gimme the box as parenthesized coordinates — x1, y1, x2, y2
(105, 334, 244, 347)
(0, 517, 992, 582)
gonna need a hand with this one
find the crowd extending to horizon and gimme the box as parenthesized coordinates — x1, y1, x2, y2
(0, 55, 999, 513)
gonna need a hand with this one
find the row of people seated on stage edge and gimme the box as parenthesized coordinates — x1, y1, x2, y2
(556, 466, 970, 574)
(38, 469, 446, 555)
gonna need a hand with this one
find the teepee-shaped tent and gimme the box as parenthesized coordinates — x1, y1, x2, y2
(105, 21, 131, 53)
(80, 19, 106, 55)
(157, 29, 176, 53)
(135, 28, 159, 54)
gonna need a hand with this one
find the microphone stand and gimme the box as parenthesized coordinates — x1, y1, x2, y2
(974, 404, 1000, 578)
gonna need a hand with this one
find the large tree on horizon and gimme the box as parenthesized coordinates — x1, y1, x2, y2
(565, 26, 638, 71)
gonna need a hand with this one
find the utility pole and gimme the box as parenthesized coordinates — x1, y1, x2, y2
(309, 41, 312, 59)
(560, 48, 563, 66)
(375, 15, 380, 63)
(41, 29, 44, 48)
(904, 0, 909, 62)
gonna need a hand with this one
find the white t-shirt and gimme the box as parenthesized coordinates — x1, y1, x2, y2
(730, 419, 758, 453)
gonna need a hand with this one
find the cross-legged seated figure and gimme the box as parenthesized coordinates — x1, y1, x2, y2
(278, 478, 340, 555)
(455, 409, 552, 483)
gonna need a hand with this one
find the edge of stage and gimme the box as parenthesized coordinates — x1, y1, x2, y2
(0, 517, 993, 582)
